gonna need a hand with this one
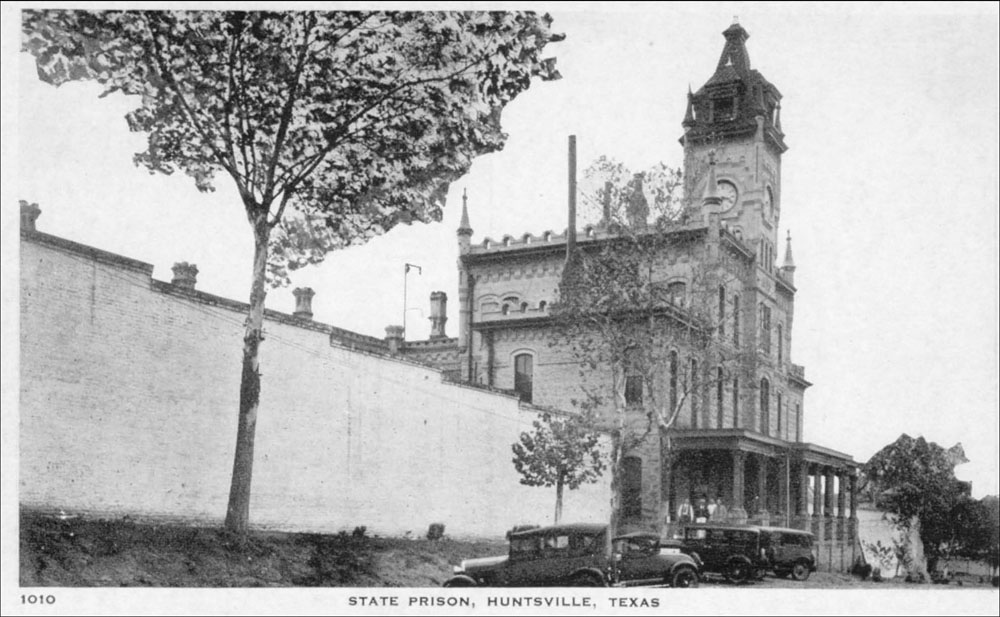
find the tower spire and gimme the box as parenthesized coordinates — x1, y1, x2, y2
(457, 188, 472, 237)
(783, 230, 795, 268)
(683, 85, 695, 127)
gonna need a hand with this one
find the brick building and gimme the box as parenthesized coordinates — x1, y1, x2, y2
(401, 21, 859, 535)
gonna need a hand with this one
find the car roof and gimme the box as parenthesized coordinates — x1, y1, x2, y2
(760, 527, 816, 536)
(510, 523, 607, 538)
(612, 531, 660, 541)
(681, 523, 764, 532)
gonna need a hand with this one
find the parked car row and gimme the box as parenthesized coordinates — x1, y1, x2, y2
(443, 522, 817, 588)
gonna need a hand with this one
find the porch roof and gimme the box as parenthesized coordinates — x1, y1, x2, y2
(667, 428, 857, 471)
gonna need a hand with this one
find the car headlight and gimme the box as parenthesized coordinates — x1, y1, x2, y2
(454, 564, 465, 574)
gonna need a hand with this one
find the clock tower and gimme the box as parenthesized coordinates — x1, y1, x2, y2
(682, 20, 787, 266)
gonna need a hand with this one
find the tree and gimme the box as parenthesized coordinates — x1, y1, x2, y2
(552, 155, 751, 549)
(863, 434, 974, 577)
(511, 411, 606, 523)
(22, 9, 562, 537)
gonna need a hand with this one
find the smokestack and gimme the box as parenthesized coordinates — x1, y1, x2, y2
(567, 135, 577, 261)
(171, 262, 198, 290)
(429, 291, 448, 339)
(293, 287, 315, 319)
(602, 181, 612, 226)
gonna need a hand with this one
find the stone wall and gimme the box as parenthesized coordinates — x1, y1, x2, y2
(19, 231, 610, 538)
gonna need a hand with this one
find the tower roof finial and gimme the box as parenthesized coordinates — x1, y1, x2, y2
(683, 84, 696, 127)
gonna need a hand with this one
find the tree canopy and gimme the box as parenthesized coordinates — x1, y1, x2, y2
(23, 10, 562, 283)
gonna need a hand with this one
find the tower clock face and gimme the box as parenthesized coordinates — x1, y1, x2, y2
(717, 180, 738, 210)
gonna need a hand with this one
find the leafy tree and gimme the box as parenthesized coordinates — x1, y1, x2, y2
(22, 9, 562, 537)
(553, 155, 751, 546)
(863, 434, 974, 577)
(511, 411, 606, 523)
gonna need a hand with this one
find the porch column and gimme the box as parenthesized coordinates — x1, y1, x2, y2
(836, 471, 847, 519)
(824, 467, 836, 517)
(796, 461, 810, 516)
(777, 456, 790, 522)
(731, 450, 746, 519)
(849, 472, 858, 520)
(756, 454, 768, 515)
(812, 465, 823, 517)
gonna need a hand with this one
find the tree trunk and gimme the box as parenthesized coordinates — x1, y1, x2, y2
(555, 475, 564, 524)
(605, 429, 623, 559)
(224, 220, 269, 538)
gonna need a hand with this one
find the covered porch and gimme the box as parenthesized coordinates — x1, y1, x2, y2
(662, 429, 858, 531)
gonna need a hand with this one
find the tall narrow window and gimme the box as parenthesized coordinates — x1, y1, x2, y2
(514, 353, 533, 403)
(624, 348, 643, 406)
(690, 358, 699, 428)
(732, 377, 740, 428)
(777, 392, 784, 440)
(760, 304, 772, 354)
(669, 350, 679, 414)
(718, 286, 726, 337)
(622, 456, 643, 519)
(795, 403, 802, 442)
(733, 295, 740, 348)
(777, 323, 784, 365)
(716, 367, 724, 428)
(760, 378, 770, 435)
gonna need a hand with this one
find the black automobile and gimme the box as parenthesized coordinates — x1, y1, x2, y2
(677, 523, 816, 583)
(443, 523, 700, 588)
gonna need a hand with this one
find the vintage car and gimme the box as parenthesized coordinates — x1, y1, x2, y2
(442, 523, 700, 588)
(677, 523, 816, 582)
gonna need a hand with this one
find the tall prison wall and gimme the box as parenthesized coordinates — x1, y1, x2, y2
(19, 233, 609, 537)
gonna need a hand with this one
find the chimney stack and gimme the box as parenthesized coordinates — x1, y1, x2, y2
(566, 135, 577, 261)
(171, 262, 199, 290)
(293, 287, 315, 319)
(429, 291, 448, 339)
(602, 181, 613, 226)
(384, 325, 404, 355)
(20, 200, 41, 232)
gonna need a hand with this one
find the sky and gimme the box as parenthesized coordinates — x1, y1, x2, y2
(6, 4, 999, 499)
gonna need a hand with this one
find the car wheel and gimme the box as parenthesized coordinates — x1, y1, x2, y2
(443, 576, 476, 587)
(724, 558, 752, 584)
(571, 572, 606, 587)
(791, 560, 811, 581)
(671, 567, 699, 588)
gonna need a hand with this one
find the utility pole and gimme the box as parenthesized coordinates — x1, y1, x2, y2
(403, 263, 422, 340)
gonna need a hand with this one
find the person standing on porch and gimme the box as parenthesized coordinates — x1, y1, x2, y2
(677, 498, 693, 523)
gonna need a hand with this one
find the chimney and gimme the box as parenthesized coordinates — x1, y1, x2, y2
(626, 173, 648, 229)
(429, 291, 448, 339)
(171, 262, 198, 290)
(293, 287, 315, 319)
(20, 200, 41, 231)
(384, 325, 404, 354)
(566, 135, 577, 261)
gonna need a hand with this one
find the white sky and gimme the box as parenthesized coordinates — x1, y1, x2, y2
(6, 4, 999, 499)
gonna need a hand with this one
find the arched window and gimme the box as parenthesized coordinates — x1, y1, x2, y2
(690, 358, 699, 428)
(538, 300, 547, 311)
(716, 366, 724, 429)
(777, 392, 784, 440)
(514, 353, 533, 403)
(733, 294, 740, 348)
(759, 304, 771, 354)
(667, 281, 687, 306)
(520, 302, 529, 313)
(669, 350, 679, 414)
(760, 378, 770, 435)
(624, 348, 643, 407)
(718, 286, 726, 337)
(732, 377, 740, 428)
(622, 456, 642, 519)
(501, 304, 510, 315)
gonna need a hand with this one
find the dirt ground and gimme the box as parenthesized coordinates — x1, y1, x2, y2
(19, 511, 998, 589)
